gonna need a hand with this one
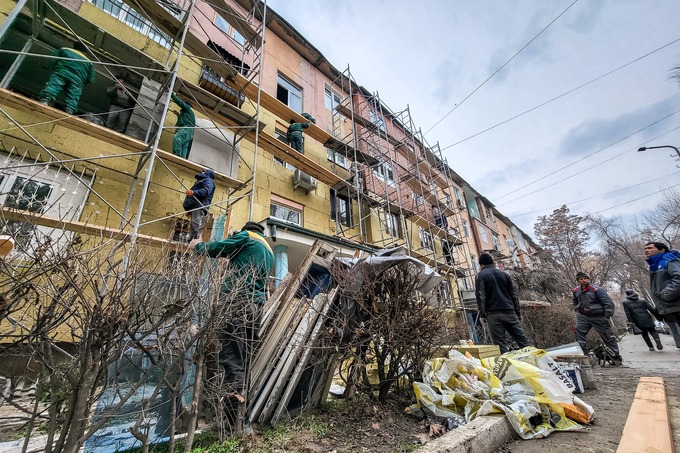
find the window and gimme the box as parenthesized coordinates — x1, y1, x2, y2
(0, 155, 91, 258)
(444, 193, 454, 210)
(325, 86, 342, 111)
(442, 240, 454, 265)
(492, 234, 502, 251)
(274, 129, 296, 170)
(327, 148, 348, 169)
(471, 255, 479, 274)
(374, 162, 395, 185)
(462, 219, 469, 237)
(330, 190, 352, 227)
(478, 224, 489, 243)
(419, 227, 434, 251)
(90, 0, 175, 47)
(412, 192, 424, 206)
(277, 74, 302, 113)
(270, 202, 302, 225)
(384, 210, 402, 238)
(467, 197, 480, 219)
(369, 110, 386, 132)
(454, 187, 465, 208)
(214, 14, 247, 46)
(437, 281, 453, 306)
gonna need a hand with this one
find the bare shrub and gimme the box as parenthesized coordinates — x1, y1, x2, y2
(521, 301, 575, 349)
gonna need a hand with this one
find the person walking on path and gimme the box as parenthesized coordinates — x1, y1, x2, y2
(170, 92, 195, 158)
(105, 75, 135, 133)
(645, 241, 680, 349)
(39, 42, 96, 115)
(182, 169, 215, 240)
(190, 221, 274, 432)
(572, 271, 622, 364)
(475, 252, 532, 354)
(286, 118, 310, 153)
(622, 289, 663, 352)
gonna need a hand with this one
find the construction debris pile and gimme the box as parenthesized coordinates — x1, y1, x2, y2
(410, 347, 594, 439)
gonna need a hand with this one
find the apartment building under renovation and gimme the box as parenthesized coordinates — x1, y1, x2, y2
(0, 0, 541, 336)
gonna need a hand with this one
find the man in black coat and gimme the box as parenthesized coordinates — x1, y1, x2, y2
(622, 289, 662, 351)
(572, 271, 621, 363)
(182, 169, 215, 240)
(475, 252, 531, 353)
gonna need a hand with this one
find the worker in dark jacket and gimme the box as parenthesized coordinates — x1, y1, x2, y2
(286, 118, 310, 153)
(105, 76, 135, 132)
(39, 42, 96, 115)
(192, 221, 274, 432)
(170, 93, 195, 158)
(572, 271, 621, 363)
(622, 289, 662, 351)
(475, 252, 531, 354)
(645, 241, 680, 349)
(182, 169, 215, 240)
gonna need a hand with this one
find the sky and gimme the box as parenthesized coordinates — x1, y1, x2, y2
(267, 1, 680, 237)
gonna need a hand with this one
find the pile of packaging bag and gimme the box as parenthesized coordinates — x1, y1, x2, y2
(410, 347, 594, 439)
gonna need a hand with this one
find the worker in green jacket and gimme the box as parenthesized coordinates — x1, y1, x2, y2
(286, 118, 310, 153)
(39, 42, 96, 115)
(170, 93, 195, 158)
(192, 221, 273, 432)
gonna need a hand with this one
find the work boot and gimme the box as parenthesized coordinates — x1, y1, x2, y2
(649, 347, 655, 352)
(655, 338, 663, 350)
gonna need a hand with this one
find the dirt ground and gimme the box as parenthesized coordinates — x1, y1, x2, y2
(1, 334, 677, 453)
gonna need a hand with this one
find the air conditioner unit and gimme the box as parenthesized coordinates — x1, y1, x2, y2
(457, 199, 465, 209)
(293, 169, 317, 193)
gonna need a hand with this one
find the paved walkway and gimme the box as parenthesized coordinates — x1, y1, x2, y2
(619, 329, 680, 371)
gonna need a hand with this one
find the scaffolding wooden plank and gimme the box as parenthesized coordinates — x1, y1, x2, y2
(407, 213, 463, 245)
(178, 78, 254, 126)
(255, 129, 345, 187)
(409, 249, 459, 277)
(0, 206, 189, 251)
(202, 0, 262, 48)
(0, 89, 245, 190)
(0, 88, 147, 152)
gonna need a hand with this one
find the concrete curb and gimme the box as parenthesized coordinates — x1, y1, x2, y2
(417, 414, 515, 453)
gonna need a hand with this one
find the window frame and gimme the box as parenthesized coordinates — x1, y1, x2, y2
(324, 85, 343, 112)
(419, 227, 434, 252)
(89, 0, 176, 47)
(383, 209, 402, 238)
(374, 161, 395, 186)
(270, 201, 302, 226)
(330, 190, 352, 227)
(276, 73, 302, 113)
(326, 148, 348, 169)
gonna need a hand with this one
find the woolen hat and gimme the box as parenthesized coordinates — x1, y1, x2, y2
(479, 252, 494, 266)
(575, 271, 589, 280)
(242, 221, 265, 234)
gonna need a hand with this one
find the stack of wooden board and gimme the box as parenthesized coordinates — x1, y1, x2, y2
(450, 344, 501, 359)
(248, 241, 340, 425)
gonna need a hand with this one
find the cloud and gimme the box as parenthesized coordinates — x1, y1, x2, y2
(564, 1, 606, 34)
(558, 93, 680, 157)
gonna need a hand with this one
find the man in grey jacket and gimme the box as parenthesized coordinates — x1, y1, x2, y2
(572, 271, 621, 363)
(645, 241, 680, 349)
(475, 252, 531, 353)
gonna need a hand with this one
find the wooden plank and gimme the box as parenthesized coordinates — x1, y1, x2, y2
(617, 377, 674, 453)
(0, 88, 148, 152)
(0, 89, 246, 189)
(407, 213, 464, 245)
(0, 206, 189, 251)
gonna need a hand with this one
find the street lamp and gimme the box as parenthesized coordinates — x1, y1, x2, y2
(638, 145, 680, 160)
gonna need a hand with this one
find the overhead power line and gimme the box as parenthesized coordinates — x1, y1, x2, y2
(509, 169, 680, 218)
(439, 37, 680, 151)
(495, 109, 680, 203)
(590, 181, 680, 215)
(424, 0, 579, 135)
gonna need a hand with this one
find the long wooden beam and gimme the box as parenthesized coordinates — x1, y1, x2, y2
(617, 377, 674, 453)
(0, 206, 189, 251)
(0, 89, 245, 189)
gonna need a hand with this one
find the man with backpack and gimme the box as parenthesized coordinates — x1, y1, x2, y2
(622, 289, 663, 351)
(645, 241, 680, 349)
(572, 272, 622, 364)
